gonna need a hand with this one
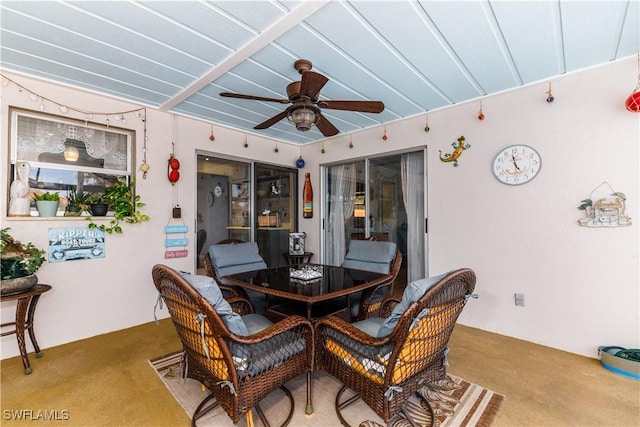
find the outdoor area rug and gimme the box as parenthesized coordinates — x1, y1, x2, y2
(150, 351, 504, 427)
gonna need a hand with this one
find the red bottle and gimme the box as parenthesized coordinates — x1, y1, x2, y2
(303, 173, 313, 218)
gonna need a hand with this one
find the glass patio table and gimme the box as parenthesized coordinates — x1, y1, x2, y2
(224, 264, 389, 322)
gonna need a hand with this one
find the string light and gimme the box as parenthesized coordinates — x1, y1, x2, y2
(0, 72, 146, 125)
(2, 72, 150, 178)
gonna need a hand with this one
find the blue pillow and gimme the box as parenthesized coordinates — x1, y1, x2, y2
(376, 271, 449, 337)
(179, 272, 249, 336)
(342, 241, 396, 274)
(209, 242, 267, 284)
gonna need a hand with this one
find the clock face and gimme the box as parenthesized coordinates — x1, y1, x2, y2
(214, 184, 223, 197)
(493, 145, 541, 185)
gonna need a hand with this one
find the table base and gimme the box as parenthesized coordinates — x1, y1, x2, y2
(266, 300, 350, 324)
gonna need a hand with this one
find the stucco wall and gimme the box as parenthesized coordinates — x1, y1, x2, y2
(1, 57, 638, 359)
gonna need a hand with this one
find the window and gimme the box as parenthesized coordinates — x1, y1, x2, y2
(8, 107, 134, 216)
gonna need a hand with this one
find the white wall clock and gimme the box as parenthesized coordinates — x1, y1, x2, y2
(492, 145, 541, 185)
(214, 183, 223, 197)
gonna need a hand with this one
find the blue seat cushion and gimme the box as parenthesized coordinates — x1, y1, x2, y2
(376, 271, 449, 337)
(179, 272, 249, 336)
(352, 317, 385, 336)
(233, 313, 305, 377)
(342, 241, 396, 274)
(242, 313, 274, 335)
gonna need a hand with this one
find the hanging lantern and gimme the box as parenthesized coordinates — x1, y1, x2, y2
(625, 54, 640, 113)
(168, 154, 180, 184)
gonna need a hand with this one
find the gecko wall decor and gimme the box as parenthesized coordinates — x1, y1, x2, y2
(439, 135, 470, 167)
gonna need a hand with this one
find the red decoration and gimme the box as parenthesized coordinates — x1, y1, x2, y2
(625, 90, 640, 112)
(169, 157, 180, 170)
(168, 154, 180, 184)
(626, 55, 640, 113)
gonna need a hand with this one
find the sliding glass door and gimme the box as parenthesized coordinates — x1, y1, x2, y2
(196, 154, 298, 271)
(323, 149, 426, 287)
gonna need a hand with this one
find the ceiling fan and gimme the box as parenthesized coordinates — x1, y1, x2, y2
(220, 59, 384, 137)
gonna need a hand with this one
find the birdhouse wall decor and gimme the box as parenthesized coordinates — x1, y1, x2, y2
(578, 182, 631, 227)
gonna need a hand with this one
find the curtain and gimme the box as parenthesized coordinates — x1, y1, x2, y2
(326, 164, 356, 266)
(401, 152, 425, 281)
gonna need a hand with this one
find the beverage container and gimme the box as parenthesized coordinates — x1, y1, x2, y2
(303, 173, 313, 218)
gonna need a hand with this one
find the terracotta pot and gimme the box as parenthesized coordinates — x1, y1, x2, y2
(1, 274, 38, 295)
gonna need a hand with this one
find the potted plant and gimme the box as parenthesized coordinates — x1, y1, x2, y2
(65, 189, 92, 216)
(87, 192, 109, 217)
(0, 228, 46, 295)
(33, 192, 60, 217)
(87, 177, 150, 234)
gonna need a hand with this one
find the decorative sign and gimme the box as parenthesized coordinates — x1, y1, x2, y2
(48, 227, 105, 262)
(164, 219, 188, 258)
(165, 238, 189, 247)
(165, 225, 188, 233)
(165, 249, 188, 259)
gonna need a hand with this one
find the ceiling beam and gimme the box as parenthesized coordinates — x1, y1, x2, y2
(159, 0, 331, 111)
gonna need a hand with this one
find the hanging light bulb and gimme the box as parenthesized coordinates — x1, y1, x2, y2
(64, 146, 79, 162)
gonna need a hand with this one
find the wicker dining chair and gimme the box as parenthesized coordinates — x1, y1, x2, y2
(152, 264, 314, 426)
(203, 239, 249, 299)
(315, 268, 476, 426)
(352, 248, 402, 321)
(341, 240, 403, 321)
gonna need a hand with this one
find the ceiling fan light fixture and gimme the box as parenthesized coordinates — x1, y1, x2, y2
(288, 105, 318, 131)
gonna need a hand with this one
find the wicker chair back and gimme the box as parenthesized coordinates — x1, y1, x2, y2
(316, 268, 476, 423)
(152, 264, 314, 425)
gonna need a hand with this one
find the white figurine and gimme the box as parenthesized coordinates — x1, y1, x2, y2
(8, 161, 32, 216)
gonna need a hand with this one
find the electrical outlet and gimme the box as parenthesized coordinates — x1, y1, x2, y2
(514, 293, 525, 307)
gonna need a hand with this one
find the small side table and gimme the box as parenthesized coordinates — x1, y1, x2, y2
(282, 252, 314, 265)
(1, 284, 52, 374)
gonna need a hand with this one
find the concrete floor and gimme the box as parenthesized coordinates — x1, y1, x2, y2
(1, 319, 638, 426)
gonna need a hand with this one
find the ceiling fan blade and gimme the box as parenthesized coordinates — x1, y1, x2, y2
(220, 92, 290, 104)
(319, 100, 384, 113)
(254, 110, 288, 130)
(315, 114, 339, 137)
(299, 71, 328, 100)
